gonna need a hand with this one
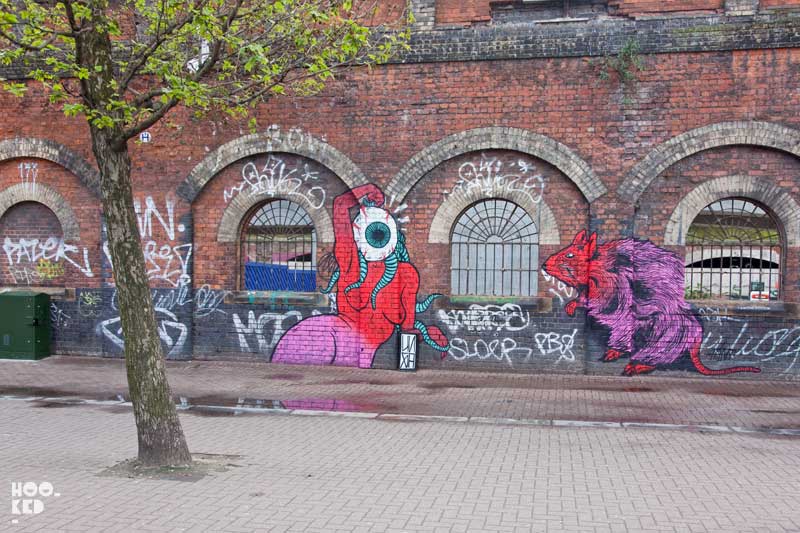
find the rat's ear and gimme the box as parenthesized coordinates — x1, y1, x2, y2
(587, 232, 598, 256)
(572, 230, 587, 244)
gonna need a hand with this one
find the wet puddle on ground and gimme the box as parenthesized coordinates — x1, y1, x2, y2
(7, 391, 382, 417)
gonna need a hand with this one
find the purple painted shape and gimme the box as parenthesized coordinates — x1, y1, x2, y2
(585, 239, 703, 366)
(272, 315, 366, 367)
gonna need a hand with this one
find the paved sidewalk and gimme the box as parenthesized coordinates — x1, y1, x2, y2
(3, 396, 800, 532)
(1, 356, 800, 430)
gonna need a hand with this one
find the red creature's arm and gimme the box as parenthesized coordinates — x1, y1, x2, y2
(333, 184, 384, 282)
(398, 264, 420, 331)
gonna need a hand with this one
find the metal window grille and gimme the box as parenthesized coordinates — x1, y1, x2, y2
(451, 199, 539, 296)
(240, 199, 317, 292)
(685, 198, 781, 301)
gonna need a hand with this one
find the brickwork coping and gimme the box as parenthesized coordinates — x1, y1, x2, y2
(387, 127, 606, 204)
(178, 131, 368, 204)
(0, 183, 80, 240)
(664, 175, 800, 247)
(0, 138, 100, 197)
(619, 121, 800, 204)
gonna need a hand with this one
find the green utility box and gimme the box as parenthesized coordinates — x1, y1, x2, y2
(0, 291, 51, 360)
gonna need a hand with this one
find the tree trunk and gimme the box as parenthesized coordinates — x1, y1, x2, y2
(74, 0, 191, 468)
(90, 127, 192, 467)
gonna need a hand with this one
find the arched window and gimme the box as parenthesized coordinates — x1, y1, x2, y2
(685, 198, 782, 301)
(0, 201, 65, 287)
(240, 199, 317, 292)
(451, 199, 539, 296)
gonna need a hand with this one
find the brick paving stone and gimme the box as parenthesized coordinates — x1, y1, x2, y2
(1, 356, 800, 432)
(2, 397, 800, 532)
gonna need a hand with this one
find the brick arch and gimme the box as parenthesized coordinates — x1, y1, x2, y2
(386, 127, 606, 203)
(177, 131, 368, 203)
(217, 192, 334, 244)
(664, 175, 800, 247)
(0, 138, 100, 196)
(428, 188, 560, 245)
(0, 183, 81, 240)
(619, 121, 800, 203)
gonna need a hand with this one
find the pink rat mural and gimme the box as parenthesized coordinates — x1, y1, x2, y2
(543, 230, 761, 376)
(272, 184, 449, 367)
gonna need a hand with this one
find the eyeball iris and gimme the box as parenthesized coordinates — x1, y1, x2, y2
(366, 222, 390, 249)
(353, 206, 398, 262)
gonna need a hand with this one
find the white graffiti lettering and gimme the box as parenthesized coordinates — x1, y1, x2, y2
(152, 283, 192, 312)
(134, 196, 185, 241)
(438, 303, 530, 333)
(223, 155, 326, 209)
(103, 241, 192, 288)
(8, 265, 41, 285)
(232, 310, 303, 353)
(448, 337, 533, 367)
(3, 237, 93, 277)
(18, 161, 37, 187)
(702, 322, 800, 374)
(534, 329, 578, 363)
(194, 285, 229, 317)
(50, 303, 70, 329)
(447, 154, 544, 205)
(98, 308, 188, 357)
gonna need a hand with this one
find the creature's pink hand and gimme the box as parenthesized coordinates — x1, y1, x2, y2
(356, 184, 384, 207)
(565, 300, 579, 316)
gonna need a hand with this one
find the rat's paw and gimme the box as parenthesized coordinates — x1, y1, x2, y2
(564, 300, 580, 316)
(603, 349, 625, 362)
(622, 363, 656, 376)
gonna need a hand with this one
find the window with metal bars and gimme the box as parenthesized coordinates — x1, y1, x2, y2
(450, 199, 539, 297)
(684, 198, 782, 301)
(240, 199, 317, 292)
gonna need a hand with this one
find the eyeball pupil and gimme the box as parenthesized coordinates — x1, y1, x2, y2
(366, 222, 391, 248)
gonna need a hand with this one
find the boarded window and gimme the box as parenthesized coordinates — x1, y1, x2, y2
(240, 200, 317, 292)
(451, 199, 539, 296)
(685, 198, 781, 301)
(0, 202, 65, 287)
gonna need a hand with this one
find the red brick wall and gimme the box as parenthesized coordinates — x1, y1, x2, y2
(0, 159, 104, 289)
(434, 0, 726, 24)
(436, 0, 491, 24)
(2, 48, 799, 269)
(761, 0, 800, 8)
(609, 0, 723, 16)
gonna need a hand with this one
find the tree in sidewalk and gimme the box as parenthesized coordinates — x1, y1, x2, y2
(0, 0, 409, 467)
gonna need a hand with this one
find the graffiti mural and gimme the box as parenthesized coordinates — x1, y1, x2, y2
(543, 230, 762, 376)
(2, 236, 94, 281)
(271, 184, 449, 367)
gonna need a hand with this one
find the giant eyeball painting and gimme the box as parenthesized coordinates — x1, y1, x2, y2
(353, 206, 397, 262)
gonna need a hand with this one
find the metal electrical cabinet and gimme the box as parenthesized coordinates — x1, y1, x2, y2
(0, 291, 51, 360)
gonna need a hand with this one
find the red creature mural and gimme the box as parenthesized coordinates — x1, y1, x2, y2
(543, 230, 761, 376)
(272, 184, 449, 367)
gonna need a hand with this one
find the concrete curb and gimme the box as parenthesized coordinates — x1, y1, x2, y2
(3, 394, 799, 437)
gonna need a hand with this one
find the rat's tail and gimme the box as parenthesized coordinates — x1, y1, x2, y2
(689, 342, 761, 375)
